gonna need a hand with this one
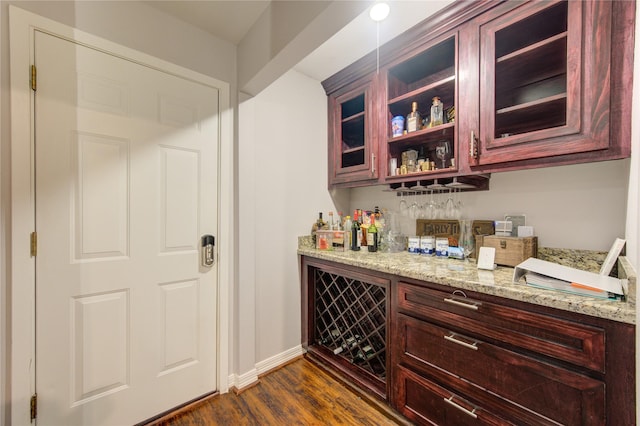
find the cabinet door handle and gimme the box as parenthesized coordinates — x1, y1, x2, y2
(470, 130, 478, 159)
(444, 333, 479, 351)
(443, 396, 478, 419)
(371, 152, 376, 174)
(444, 297, 480, 310)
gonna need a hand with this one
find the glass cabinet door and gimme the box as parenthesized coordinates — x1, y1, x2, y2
(328, 78, 378, 186)
(472, 0, 611, 165)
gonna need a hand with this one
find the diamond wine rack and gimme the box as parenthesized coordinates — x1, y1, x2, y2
(314, 269, 386, 380)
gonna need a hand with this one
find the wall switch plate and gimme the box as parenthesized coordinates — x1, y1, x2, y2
(477, 247, 496, 270)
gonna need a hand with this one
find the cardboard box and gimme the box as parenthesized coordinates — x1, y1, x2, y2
(476, 235, 537, 267)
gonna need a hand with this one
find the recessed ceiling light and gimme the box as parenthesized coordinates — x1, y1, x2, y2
(369, 2, 390, 22)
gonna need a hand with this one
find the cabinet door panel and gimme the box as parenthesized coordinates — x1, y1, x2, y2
(397, 314, 605, 425)
(328, 78, 379, 186)
(472, 0, 611, 165)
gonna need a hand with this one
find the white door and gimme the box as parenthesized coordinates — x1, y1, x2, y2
(34, 31, 219, 425)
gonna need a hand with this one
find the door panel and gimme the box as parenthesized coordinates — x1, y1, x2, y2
(35, 30, 219, 425)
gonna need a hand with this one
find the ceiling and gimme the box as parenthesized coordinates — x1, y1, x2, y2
(145, 0, 454, 82)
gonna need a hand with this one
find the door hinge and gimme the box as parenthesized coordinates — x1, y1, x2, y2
(30, 393, 37, 421)
(31, 65, 37, 91)
(30, 232, 37, 257)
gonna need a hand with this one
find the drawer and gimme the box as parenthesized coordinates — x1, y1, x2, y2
(397, 281, 605, 372)
(395, 365, 512, 426)
(397, 314, 605, 425)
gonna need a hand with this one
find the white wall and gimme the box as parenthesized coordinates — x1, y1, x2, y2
(349, 160, 630, 252)
(239, 69, 335, 363)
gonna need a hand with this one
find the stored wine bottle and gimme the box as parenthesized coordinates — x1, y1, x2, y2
(406, 101, 422, 133)
(352, 344, 376, 363)
(367, 214, 378, 252)
(333, 334, 361, 355)
(351, 210, 360, 251)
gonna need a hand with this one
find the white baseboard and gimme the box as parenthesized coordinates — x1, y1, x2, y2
(255, 345, 305, 375)
(227, 367, 259, 391)
(227, 345, 306, 391)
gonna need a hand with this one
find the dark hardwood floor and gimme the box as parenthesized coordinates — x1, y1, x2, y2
(148, 357, 409, 425)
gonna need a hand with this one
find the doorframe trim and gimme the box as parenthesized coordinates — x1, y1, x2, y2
(8, 6, 232, 424)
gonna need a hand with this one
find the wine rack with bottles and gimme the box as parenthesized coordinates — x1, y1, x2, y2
(386, 35, 457, 178)
(313, 268, 387, 384)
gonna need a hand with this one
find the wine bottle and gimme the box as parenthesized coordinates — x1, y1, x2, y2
(367, 214, 378, 252)
(352, 345, 376, 363)
(333, 334, 361, 355)
(351, 210, 360, 251)
(328, 211, 335, 230)
(344, 215, 352, 250)
(406, 101, 422, 133)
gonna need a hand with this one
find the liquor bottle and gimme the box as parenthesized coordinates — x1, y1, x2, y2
(406, 101, 422, 133)
(328, 211, 335, 230)
(360, 218, 368, 249)
(344, 216, 352, 250)
(311, 212, 327, 244)
(367, 214, 378, 252)
(430, 96, 444, 127)
(350, 210, 360, 251)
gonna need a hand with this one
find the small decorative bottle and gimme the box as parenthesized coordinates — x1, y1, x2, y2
(430, 97, 444, 127)
(406, 101, 422, 133)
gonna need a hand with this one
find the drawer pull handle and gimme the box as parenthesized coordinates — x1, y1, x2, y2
(444, 297, 479, 310)
(444, 333, 479, 351)
(444, 396, 478, 419)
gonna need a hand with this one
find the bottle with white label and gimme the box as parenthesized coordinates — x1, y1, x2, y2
(406, 101, 422, 133)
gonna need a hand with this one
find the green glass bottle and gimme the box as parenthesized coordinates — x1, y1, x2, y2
(367, 214, 378, 252)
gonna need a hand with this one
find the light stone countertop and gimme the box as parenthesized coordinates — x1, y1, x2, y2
(298, 243, 636, 325)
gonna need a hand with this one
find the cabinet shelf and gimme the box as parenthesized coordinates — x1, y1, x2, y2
(495, 1, 567, 58)
(496, 94, 566, 136)
(388, 122, 454, 145)
(342, 146, 365, 155)
(388, 75, 456, 107)
(342, 110, 365, 124)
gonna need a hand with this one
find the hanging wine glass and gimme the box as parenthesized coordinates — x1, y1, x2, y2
(396, 182, 409, 217)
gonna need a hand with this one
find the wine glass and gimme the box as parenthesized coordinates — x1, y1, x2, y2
(396, 182, 409, 216)
(435, 141, 450, 169)
(459, 220, 475, 261)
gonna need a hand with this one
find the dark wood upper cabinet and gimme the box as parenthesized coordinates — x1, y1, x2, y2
(465, 0, 623, 168)
(322, 0, 635, 188)
(327, 76, 379, 187)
